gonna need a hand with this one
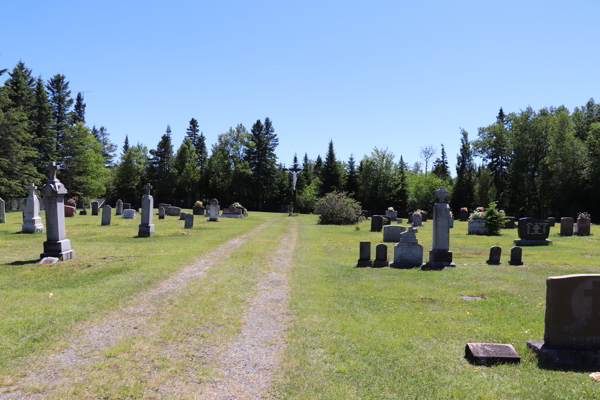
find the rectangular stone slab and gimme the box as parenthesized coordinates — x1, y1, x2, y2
(465, 343, 520, 365)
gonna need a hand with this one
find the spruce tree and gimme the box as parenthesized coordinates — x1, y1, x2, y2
(452, 129, 475, 212)
(185, 118, 199, 145)
(313, 155, 323, 178)
(394, 155, 409, 212)
(432, 144, 450, 181)
(73, 92, 86, 124)
(149, 125, 176, 201)
(302, 153, 313, 184)
(122, 135, 130, 154)
(345, 154, 359, 199)
(31, 78, 55, 174)
(96, 126, 118, 166)
(246, 118, 278, 207)
(5, 61, 35, 110)
(46, 74, 74, 160)
(320, 140, 342, 196)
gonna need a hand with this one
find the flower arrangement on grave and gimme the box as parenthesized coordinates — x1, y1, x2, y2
(499, 209, 505, 214)
(388, 207, 394, 211)
(66, 198, 76, 207)
(578, 212, 591, 220)
(413, 210, 421, 217)
(476, 206, 484, 212)
(195, 201, 203, 207)
(460, 207, 468, 212)
(469, 210, 486, 220)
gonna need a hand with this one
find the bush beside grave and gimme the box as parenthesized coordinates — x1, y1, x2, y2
(483, 202, 506, 236)
(313, 191, 361, 225)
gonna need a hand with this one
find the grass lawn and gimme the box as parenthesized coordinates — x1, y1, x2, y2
(2, 210, 600, 399)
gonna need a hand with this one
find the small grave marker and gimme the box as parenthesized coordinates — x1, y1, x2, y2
(465, 343, 521, 365)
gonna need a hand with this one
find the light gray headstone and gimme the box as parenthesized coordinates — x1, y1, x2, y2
(383, 225, 407, 242)
(23, 183, 44, 233)
(159, 206, 165, 219)
(123, 209, 136, 219)
(102, 205, 112, 226)
(208, 198, 220, 222)
(184, 213, 194, 229)
(486, 245, 501, 265)
(0, 197, 5, 223)
(167, 206, 181, 217)
(138, 183, 155, 237)
(391, 227, 423, 268)
(423, 186, 455, 269)
(115, 199, 123, 216)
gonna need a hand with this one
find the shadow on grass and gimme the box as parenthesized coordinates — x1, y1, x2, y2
(8, 259, 39, 266)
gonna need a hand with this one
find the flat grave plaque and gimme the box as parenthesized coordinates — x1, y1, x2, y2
(465, 343, 521, 366)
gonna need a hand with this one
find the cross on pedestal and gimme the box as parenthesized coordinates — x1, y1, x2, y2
(28, 183, 37, 196)
(436, 186, 449, 203)
(45, 162, 60, 182)
(143, 183, 152, 196)
(584, 280, 600, 319)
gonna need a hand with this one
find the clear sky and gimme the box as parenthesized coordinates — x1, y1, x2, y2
(3, 0, 599, 176)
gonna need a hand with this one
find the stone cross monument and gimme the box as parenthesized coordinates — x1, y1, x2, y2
(40, 162, 75, 261)
(23, 183, 45, 233)
(423, 186, 455, 270)
(138, 183, 155, 237)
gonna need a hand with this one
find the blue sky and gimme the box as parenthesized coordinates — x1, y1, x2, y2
(3, 0, 599, 176)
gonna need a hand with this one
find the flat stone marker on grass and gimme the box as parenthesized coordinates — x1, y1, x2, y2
(357, 241, 372, 267)
(373, 243, 389, 268)
(138, 183, 155, 237)
(115, 199, 123, 216)
(101, 205, 112, 226)
(508, 246, 523, 265)
(383, 225, 406, 242)
(159, 206, 165, 219)
(184, 213, 194, 229)
(123, 209, 136, 219)
(486, 246, 501, 265)
(560, 217, 574, 236)
(465, 343, 521, 366)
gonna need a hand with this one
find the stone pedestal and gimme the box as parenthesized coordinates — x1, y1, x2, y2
(138, 184, 155, 237)
(23, 184, 45, 233)
(423, 187, 455, 270)
(40, 163, 75, 261)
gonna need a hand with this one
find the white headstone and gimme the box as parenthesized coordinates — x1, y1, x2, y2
(123, 209, 136, 219)
(102, 205, 112, 226)
(208, 198, 220, 222)
(22, 183, 44, 233)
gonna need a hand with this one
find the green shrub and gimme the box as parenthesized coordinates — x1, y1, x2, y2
(483, 201, 506, 235)
(314, 191, 361, 225)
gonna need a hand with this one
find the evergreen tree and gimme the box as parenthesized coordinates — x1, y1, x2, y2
(321, 140, 342, 196)
(185, 117, 199, 145)
(313, 155, 323, 179)
(5, 61, 35, 110)
(96, 126, 118, 166)
(174, 137, 199, 206)
(31, 78, 54, 174)
(46, 74, 74, 160)
(394, 155, 409, 212)
(345, 154, 359, 199)
(122, 135, 130, 155)
(114, 144, 148, 203)
(432, 144, 450, 181)
(73, 92, 86, 124)
(302, 153, 313, 184)
(452, 129, 475, 213)
(246, 118, 279, 207)
(148, 125, 176, 202)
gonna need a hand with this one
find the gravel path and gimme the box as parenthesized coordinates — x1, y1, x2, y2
(0, 221, 269, 400)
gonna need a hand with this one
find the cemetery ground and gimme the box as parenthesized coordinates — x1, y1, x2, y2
(1, 213, 600, 399)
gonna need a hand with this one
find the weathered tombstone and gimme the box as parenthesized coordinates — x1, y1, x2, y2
(528, 274, 600, 368)
(371, 215, 384, 232)
(423, 187, 455, 270)
(208, 198, 220, 221)
(123, 209, 136, 219)
(373, 243, 389, 268)
(22, 183, 45, 233)
(115, 199, 123, 216)
(383, 225, 406, 243)
(91, 201, 99, 216)
(577, 216, 591, 236)
(421, 211, 428, 222)
(547, 217, 556, 227)
(167, 206, 182, 217)
(508, 246, 523, 265)
(193, 205, 204, 216)
(138, 183, 155, 237)
(459, 209, 469, 221)
(385, 209, 398, 222)
(412, 213, 422, 227)
(391, 227, 423, 268)
(503, 216, 516, 229)
(465, 343, 521, 366)
(560, 217, 574, 236)
(407, 212, 413, 224)
(0, 198, 5, 223)
(486, 246, 501, 265)
(39, 162, 75, 261)
(64, 205, 76, 217)
(180, 211, 188, 220)
(159, 206, 165, 220)
(79, 208, 87, 216)
(123, 202, 131, 210)
(184, 213, 194, 229)
(101, 205, 112, 226)
(357, 241, 372, 267)
(514, 217, 552, 246)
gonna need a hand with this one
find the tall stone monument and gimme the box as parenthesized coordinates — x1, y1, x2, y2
(0, 197, 5, 223)
(423, 186, 455, 270)
(138, 183, 155, 237)
(22, 183, 45, 233)
(40, 162, 75, 261)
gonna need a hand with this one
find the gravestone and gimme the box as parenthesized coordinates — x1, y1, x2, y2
(385, 210, 398, 222)
(79, 209, 87, 216)
(123, 203, 131, 210)
(371, 215, 384, 232)
(412, 213, 422, 227)
(193, 205, 205, 216)
(373, 243, 389, 268)
(468, 219, 488, 235)
(459, 209, 469, 221)
(391, 227, 423, 268)
(383, 225, 406, 243)
(514, 217, 552, 246)
(465, 343, 520, 366)
(159, 206, 165, 219)
(168, 206, 182, 217)
(184, 213, 195, 229)
(91, 201, 99, 216)
(577, 217, 591, 236)
(486, 246, 501, 265)
(560, 217, 574, 236)
(138, 183, 155, 237)
(528, 274, 600, 368)
(508, 246, 523, 265)
(0, 197, 5, 223)
(39, 162, 75, 261)
(547, 217, 556, 227)
(408, 212, 413, 224)
(503, 216, 516, 229)
(23, 183, 45, 233)
(123, 209, 136, 219)
(423, 187, 455, 270)
(208, 198, 220, 221)
(180, 211, 188, 220)
(421, 212, 428, 222)
(101, 205, 112, 226)
(115, 199, 123, 216)
(64, 205, 76, 217)
(357, 241, 372, 267)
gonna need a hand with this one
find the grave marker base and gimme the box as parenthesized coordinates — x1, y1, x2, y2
(138, 224, 155, 237)
(513, 239, 552, 246)
(528, 340, 600, 369)
(356, 260, 373, 268)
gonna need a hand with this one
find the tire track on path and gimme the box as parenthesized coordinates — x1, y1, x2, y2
(0, 221, 270, 400)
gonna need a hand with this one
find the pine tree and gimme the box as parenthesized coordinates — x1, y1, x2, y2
(302, 153, 313, 184)
(314, 155, 323, 178)
(345, 154, 359, 199)
(321, 140, 342, 196)
(46, 74, 74, 160)
(73, 92, 86, 124)
(5, 61, 35, 110)
(185, 118, 199, 145)
(452, 129, 475, 212)
(96, 126, 118, 166)
(31, 78, 55, 175)
(246, 118, 278, 207)
(432, 144, 450, 181)
(122, 135, 130, 154)
(149, 125, 176, 201)
(394, 155, 409, 212)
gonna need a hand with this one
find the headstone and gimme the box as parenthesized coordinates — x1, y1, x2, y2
(91, 201, 99, 216)
(138, 183, 155, 237)
(423, 187, 455, 270)
(0, 198, 5, 223)
(159, 206, 165, 219)
(102, 205, 112, 226)
(123, 202, 131, 210)
(79, 209, 87, 216)
(180, 211, 188, 220)
(468, 219, 488, 235)
(514, 217, 552, 246)
(371, 215, 384, 232)
(503, 216, 516, 229)
(465, 343, 520, 366)
(184, 213, 195, 229)
(412, 213, 422, 227)
(577, 217, 591, 236)
(486, 246, 501, 265)
(383, 225, 407, 242)
(22, 183, 45, 233)
(123, 209, 136, 219)
(421, 211, 428, 222)
(508, 246, 523, 265)
(357, 241, 372, 267)
(373, 243, 389, 268)
(560, 217, 574, 236)
(528, 274, 600, 368)
(208, 198, 220, 222)
(167, 206, 182, 217)
(548, 217, 556, 227)
(407, 212, 413, 224)
(193, 206, 205, 216)
(385, 210, 398, 222)
(115, 199, 123, 216)
(64, 205, 76, 217)
(39, 162, 75, 261)
(390, 227, 423, 268)
(459, 209, 469, 221)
